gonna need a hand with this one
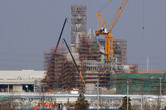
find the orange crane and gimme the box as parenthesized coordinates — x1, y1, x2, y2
(95, 0, 128, 67)
(34, 101, 53, 110)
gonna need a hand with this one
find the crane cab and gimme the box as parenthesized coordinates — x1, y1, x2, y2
(70, 88, 79, 94)
(95, 28, 109, 36)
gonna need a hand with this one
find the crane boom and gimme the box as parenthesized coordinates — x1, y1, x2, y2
(45, 18, 68, 80)
(63, 38, 86, 91)
(95, 0, 128, 67)
(97, 12, 107, 33)
(55, 17, 68, 52)
(109, 0, 128, 32)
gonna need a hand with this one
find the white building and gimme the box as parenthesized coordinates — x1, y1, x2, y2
(0, 70, 45, 92)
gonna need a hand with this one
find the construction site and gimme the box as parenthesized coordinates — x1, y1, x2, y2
(40, 0, 141, 92)
(41, 0, 166, 98)
(39, 2, 166, 109)
(1, 0, 166, 110)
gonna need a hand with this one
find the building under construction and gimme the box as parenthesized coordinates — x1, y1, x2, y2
(42, 5, 136, 92)
(42, 37, 130, 91)
(71, 5, 87, 45)
(43, 35, 114, 91)
(42, 47, 80, 91)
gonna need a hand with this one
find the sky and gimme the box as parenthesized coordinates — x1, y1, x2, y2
(0, 0, 166, 71)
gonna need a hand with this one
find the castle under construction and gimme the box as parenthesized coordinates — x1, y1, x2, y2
(42, 5, 137, 92)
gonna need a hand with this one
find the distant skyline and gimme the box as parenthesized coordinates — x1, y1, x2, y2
(0, 0, 166, 71)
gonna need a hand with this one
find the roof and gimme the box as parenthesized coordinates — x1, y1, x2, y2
(0, 70, 45, 80)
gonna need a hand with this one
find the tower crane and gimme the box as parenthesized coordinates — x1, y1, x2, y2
(95, 0, 128, 67)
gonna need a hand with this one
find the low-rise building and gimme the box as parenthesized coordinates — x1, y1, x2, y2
(0, 70, 45, 92)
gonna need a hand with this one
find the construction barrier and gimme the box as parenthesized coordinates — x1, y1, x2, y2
(13, 108, 166, 110)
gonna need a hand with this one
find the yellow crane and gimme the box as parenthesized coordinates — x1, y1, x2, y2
(95, 0, 128, 67)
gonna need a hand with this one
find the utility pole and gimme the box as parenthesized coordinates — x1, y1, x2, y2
(160, 78, 162, 109)
(42, 86, 45, 110)
(97, 79, 99, 110)
(147, 56, 149, 73)
(127, 80, 129, 110)
(11, 91, 14, 110)
(141, 92, 143, 110)
(140, 79, 144, 110)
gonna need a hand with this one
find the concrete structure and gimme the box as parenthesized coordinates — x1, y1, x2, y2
(71, 5, 87, 45)
(43, 5, 137, 92)
(0, 70, 45, 92)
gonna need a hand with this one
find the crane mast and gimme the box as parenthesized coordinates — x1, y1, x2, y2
(95, 0, 128, 67)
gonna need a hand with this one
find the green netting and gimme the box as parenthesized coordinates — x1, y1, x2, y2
(109, 75, 116, 88)
(92, 42, 98, 52)
(0, 97, 10, 101)
(109, 73, 166, 95)
(104, 59, 112, 61)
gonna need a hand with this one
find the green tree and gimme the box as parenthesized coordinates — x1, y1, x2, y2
(119, 96, 132, 110)
(75, 93, 89, 110)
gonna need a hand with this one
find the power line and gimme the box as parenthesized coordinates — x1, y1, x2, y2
(0, 58, 42, 62)
(0, 52, 41, 57)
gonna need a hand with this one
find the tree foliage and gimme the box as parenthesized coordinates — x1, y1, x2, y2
(119, 96, 132, 110)
(75, 93, 89, 110)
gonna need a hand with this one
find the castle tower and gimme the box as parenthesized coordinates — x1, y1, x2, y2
(71, 5, 87, 44)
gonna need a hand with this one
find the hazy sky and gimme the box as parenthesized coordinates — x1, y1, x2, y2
(0, 0, 166, 71)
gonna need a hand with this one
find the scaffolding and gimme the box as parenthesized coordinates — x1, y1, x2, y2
(42, 45, 85, 91)
(43, 35, 128, 91)
(113, 39, 127, 64)
(77, 35, 101, 61)
(60, 61, 79, 90)
(43, 47, 67, 91)
(109, 73, 166, 95)
(71, 5, 87, 44)
(77, 35, 111, 88)
(42, 5, 129, 91)
(98, 38, 127, 65)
